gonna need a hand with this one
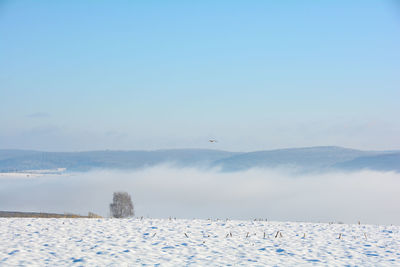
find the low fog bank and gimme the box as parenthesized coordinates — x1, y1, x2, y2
(0, 166, 399, 225)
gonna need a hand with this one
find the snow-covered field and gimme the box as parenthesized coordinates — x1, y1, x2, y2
(0, 218, 399, 266)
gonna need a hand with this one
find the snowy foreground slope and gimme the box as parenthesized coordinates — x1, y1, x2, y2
(0, 218, 399, 266)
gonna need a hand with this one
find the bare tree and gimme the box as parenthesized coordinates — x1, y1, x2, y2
(110, 192, 134, 218)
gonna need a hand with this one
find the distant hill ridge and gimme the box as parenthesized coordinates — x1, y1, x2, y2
(0, 146, 399, 173)
(0, 211, 102, 218)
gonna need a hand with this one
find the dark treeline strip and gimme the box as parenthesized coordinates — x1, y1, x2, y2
(0, 211, 102, 218)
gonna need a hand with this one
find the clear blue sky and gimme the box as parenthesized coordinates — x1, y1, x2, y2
(1, 0, 399, 151)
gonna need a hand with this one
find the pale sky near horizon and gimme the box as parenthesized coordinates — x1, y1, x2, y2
(1, 0, 400, 152)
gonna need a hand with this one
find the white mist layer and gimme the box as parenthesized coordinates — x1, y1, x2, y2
(0, 166, 399, 225)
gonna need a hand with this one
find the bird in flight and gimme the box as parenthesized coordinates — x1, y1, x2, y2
(209, 139, 218, 143)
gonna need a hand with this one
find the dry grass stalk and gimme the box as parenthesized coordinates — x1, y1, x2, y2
(275, 231, 280, 238)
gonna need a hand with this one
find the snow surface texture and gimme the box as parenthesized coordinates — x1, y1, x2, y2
(0, 218, 399, 266)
